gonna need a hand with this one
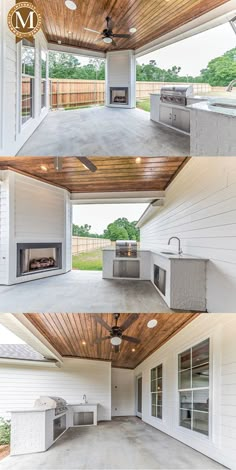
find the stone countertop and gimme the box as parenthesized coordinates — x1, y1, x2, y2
(10, 408, 52, 413)
(150, 93, 209, 100)
(187, 97, 236, 117)
(103, 248, 208, 261)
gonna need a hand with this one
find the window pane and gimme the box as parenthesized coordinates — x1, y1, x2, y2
(151, 394, 156, 406)
(179, 369, 191, 389)
(157, 364, 162, 378)
(41, 50, 47, 79)
(180, 391, 192, 410)
(151, 379, 157, 392)
(193, 411, 208, 436)
(157, 377, 162, 392)
(157, 392, 162, 405)
(192, 339, 209, 368)
(152, 405, 156, 417)
(180, 409, 191, 430)
(151, 368, 157, 380)
(179, 349, 191, 371)
(193, 390, 209, 412)
(192, 364, 209, 388)
(22, 45, 35, 76)
(157, 406, 162, 419)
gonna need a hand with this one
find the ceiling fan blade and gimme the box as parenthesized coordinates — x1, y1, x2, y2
(112, 34, 130, 38)
(106, 16, 114, 30)
(93, 315, 111, 332)
(94, 336, 111, 344)
(122, 335, 140, 344)
(120, 314, 139, 332)
(113, 345, 120, 353)
(84, 27, 101, 34)
(94, 37, 104, 43)
(77, 157, 97, 173)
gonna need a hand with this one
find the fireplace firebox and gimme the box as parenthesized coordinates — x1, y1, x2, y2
(17, 243, 62, 277)
(110, 87, 128, 105)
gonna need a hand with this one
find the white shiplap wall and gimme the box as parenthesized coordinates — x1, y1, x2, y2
(0, 171, 10, 284)
(111, 368, 135, 416)
(0, 358, 111, 421)
(140, 157, 236, 313)
(134, 314, 236, 470)
(0, 0, 49, 156)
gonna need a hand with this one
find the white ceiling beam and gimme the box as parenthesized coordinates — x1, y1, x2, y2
(0, 314, 63, 364)
(70, 191, 166, 204)
(135, 1, 236, 58)
(48, 42, 105, 59)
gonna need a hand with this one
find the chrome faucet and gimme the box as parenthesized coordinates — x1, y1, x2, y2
(226, 79, 236, 92)
(82, 394, 87, 403)
(168, 237, 182, 255)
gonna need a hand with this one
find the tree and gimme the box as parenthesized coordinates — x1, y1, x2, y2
(199, 48, 236, 86)
(103, 218, 140, 241)
(72, 224, 92, 236)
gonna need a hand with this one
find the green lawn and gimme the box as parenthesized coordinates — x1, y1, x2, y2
(136, 99, 150, 112)
(72, 249, 103, 271)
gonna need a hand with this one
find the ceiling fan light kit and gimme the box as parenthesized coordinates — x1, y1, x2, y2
(147, 319, 158, 329)
(93, 314, 141, 352)
(111, 336, 122, 346)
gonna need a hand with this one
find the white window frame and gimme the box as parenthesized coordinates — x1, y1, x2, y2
(19, 40, 36, 128)
(150, 363, 163, 420)
(178, 338, 210, 439)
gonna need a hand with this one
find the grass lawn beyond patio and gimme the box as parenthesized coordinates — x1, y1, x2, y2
(136, 99, 150, 112)
(72, 249, 103, 271)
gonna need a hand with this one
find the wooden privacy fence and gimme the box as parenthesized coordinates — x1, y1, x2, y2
(49, 79, 217, 109)
(72, 236, 111, 254)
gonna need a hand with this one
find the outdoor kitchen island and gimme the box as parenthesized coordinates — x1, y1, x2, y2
(10, 398, 98, 456)
(103, 245, 208, 311)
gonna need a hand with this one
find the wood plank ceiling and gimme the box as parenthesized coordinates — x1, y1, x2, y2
(0, 157, 188, 193)
(24, 313, 199, 369)
(32, 0, 230, 52)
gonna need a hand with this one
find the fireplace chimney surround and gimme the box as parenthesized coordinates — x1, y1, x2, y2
(17, 243, 62, 277)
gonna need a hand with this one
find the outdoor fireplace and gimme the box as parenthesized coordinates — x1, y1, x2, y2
(110, 87, 128, 105)
(17, 243, 62, 277)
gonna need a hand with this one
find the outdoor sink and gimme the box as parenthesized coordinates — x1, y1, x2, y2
(211, 102, 236, 109)
(160, 251, 177, 255)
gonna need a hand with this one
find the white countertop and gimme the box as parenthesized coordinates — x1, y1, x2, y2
(103, 248, 208, 261)
(10, 408, 52, 413)
(68, 403, 98, 406)
(187, 98, 236, 117)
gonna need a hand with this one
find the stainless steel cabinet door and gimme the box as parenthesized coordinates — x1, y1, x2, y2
(159, 105, 172, 125)
(172, 108, 190, 133)
(113, 260, 140, 278)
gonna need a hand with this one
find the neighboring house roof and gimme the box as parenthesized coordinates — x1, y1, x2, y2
(0, 344, 54, 362)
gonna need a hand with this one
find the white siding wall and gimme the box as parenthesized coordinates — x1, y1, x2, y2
(0, 0, 49, 156)
(0, 171, 10, 284)
(111, 368, 135, 416)
(140, 157, 236, 313)
(1, 170, 72, 284)
(0, 358, 111, 422)
(106, 50, 136, 108)
(134, 314, 236, 470)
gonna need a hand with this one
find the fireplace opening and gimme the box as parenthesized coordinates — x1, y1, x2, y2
(110, 87, 128, 105)
(17, 243, 62, 277)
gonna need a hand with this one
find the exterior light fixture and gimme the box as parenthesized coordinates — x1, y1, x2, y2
(135, 157, 141, 163)
(147, 319, 158, 328)
(82, 340, 86, 345)
(103, 37, 112, 44)
(132, 348, 136, 352)
(111, 336, 122, 346)
(65, 1, 77, 10)
(58, 40, 62, 45)
(129, 27, 137, 34)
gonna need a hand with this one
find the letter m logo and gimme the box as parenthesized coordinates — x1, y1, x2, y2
(15, 10, 35, 30)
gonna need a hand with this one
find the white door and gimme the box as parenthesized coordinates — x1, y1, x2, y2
(136, 375, 142, 418)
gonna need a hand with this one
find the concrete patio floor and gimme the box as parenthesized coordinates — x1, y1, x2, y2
(17, 107, 190, 157)
(0, 270, 172, 313)
(1, 417, 225, 470)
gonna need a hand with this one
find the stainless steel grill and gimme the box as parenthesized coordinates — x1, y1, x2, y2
(160, 85, 193, 106)
(34, 396, 68, 416)
(115, 240, 137, 258)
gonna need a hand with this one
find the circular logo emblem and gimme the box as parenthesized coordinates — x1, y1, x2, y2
(7, 2, 42, 41)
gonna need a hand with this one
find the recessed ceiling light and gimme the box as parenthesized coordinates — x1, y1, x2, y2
(111, 336, 122, 346)
(135, 157, 141, 164)
(129, 27, 137, 34)
(68, 31, 72, 35)
(132, 348, 136, 352)
(58, 40, 62, 45)
(40, 165, 48, 172)
(82, 340, 86, 345)
(103, 37, 112, 44)
(147, 319, 158, 329)
(65, 0, 77, 10)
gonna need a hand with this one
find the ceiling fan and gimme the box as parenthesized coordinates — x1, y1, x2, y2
(84, 16, 131, 46)
(93, 313, 140, 352)
(53, 157, 97, 172)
